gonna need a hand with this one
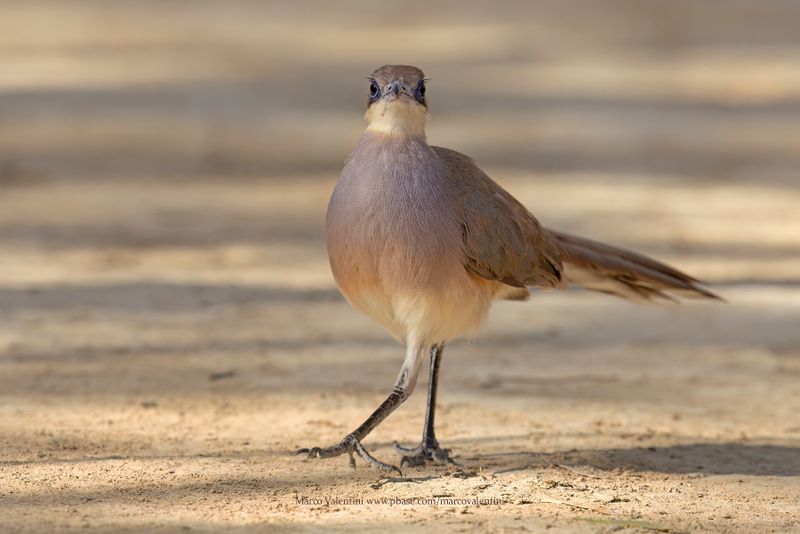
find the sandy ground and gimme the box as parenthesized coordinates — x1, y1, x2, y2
(2, 1, 800, 533)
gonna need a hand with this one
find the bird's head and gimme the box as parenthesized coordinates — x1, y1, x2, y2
(364, 65, 428, 138)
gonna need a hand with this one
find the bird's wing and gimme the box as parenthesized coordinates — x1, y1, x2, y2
(434, 146, 564, 289)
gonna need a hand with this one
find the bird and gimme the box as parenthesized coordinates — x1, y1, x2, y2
(296, 64, 720, 475)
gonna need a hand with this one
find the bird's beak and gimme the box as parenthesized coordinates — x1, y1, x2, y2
(384, 80, 409, 101)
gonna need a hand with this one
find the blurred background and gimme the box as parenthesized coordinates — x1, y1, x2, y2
(1, 1, 799, 532)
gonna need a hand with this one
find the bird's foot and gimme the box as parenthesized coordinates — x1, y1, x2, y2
(296, 434, 402, 475)
(393, 440, 456, 467)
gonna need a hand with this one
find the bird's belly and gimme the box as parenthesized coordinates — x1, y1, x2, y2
(329, 231, 495, 344)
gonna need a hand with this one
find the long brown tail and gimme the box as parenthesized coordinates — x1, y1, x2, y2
(548, 229, 722, 303)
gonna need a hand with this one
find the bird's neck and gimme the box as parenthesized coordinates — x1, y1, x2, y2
(364, 100, 427, 139)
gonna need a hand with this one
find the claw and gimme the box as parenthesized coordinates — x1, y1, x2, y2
(295, 435, 402, 475)
(353, 440, 402, 476)
(392, 441, 417, 454)
(295, 446, 322, 459)
(394, 441, 457, 467)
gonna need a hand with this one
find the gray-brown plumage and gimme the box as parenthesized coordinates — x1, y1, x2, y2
(297, 65, 720, 474)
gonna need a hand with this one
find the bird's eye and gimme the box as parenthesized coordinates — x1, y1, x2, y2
(368, 81, 380, 100)
(415, 81, 426, 103)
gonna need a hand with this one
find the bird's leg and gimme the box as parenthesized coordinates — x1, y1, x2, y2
(296, 343, 425, 475)
(393, 343, 454, 467)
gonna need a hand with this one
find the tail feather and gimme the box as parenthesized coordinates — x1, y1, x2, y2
(548, 229, 722, 303)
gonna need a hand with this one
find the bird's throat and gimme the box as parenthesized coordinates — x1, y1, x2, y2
(365, 100, 427, 138)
